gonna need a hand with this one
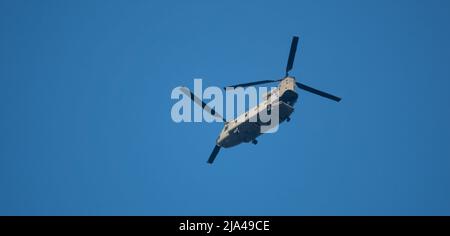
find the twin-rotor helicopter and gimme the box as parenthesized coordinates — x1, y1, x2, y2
(180, 36, 341, 164)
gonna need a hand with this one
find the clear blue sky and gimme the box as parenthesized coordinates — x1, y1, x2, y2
(1, 0, 450, 215)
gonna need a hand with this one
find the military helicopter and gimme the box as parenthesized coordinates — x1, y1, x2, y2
(180, 36, 341, 164)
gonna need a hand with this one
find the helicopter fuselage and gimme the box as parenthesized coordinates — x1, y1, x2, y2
(217, 77, 298, 148)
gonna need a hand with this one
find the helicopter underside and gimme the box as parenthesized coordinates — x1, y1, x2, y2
(217, 100, 295, 148)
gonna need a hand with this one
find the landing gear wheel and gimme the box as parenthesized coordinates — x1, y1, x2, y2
(252, 140, 258, 145)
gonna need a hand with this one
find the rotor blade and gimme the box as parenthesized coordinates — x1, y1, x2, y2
(207, 145, 221, 164)
(296, 82, 341, 102)
(179, 87, 226, 122)
(286, 36, 299, 76)
(224, 80, 280, 89)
